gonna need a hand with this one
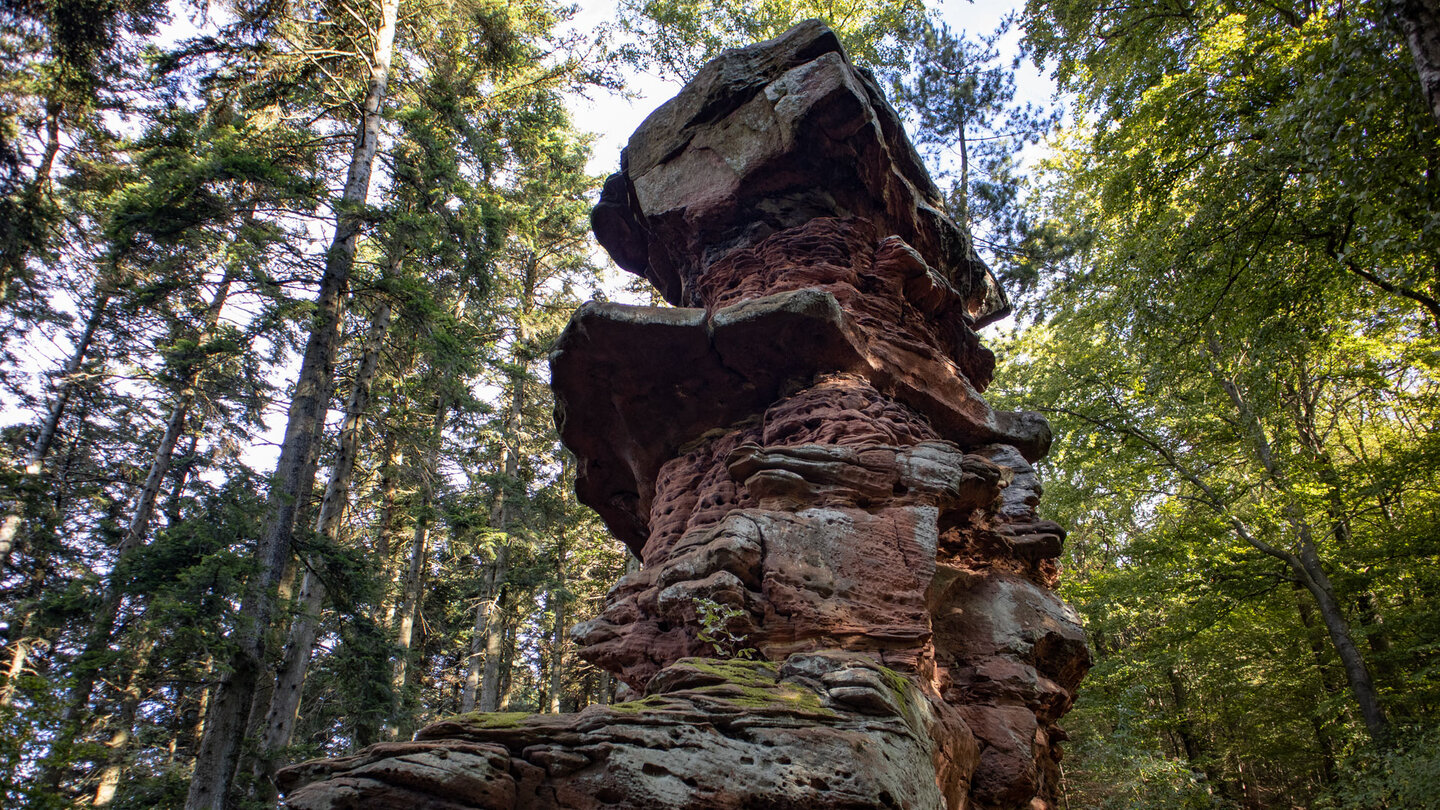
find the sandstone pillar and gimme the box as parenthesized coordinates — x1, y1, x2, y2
(280, 21, 1088, 810)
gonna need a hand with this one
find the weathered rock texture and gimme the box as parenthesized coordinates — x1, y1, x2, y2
(280, 20, 1088, 810)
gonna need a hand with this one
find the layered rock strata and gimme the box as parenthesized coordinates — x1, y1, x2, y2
(280, 19, 1088, 810)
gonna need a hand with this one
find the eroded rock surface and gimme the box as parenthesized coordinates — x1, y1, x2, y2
(280, 19, 1088, 810)
(282, 655, 969, 810)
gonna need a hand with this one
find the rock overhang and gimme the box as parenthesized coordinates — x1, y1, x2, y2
(550, 288, 1051, 555)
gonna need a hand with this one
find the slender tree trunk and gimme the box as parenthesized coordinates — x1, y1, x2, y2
(38, 267, 237, 793)
(46, 268, 237, 784)
(460, 415, 518, 713)
(124, 266, 236, 541)
(252, 289, 395, 803)
(498, 613, 520, 711)
(1292, 377, 1397, 678)
(478, 343, 529, 711)
(388, 478, 432, 729)
(374, 431, 404, 628)
(387, 395, 449, 738)
(1164, 665, 1221, 790)
(183, 0, 400, 802)
(92, 639, 150, 806)
(164, 435, 201, 528)
(478, 551, 511, 712)
(1291, 534, 1389, 742)
(33, 102, 61, 192)
(0, 634, 31, 707)
(352, 432, 401, 750)
(460, 575, 490, 713)
(547, 540, 568, 714)
(0, 287, 110, 567)
(1202, 336, 1390, 746)
(92, 709, 134, 806)
(1293, 586, 1340, 784)
(596, 671, 612, 706)
(1165, 666, 1202, 764)
(1, 99, 63, 307)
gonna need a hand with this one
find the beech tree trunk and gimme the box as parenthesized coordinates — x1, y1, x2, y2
(251, 288, 395, 803)
(183, 0, 400, 803)
(1202, 337, 1390, 747)
(1292, 586, 1340, 784)
(1393, 0, 1440, 130)
(1291, 376, 1397, 677)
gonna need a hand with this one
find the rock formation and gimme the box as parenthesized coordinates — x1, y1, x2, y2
(279, 20, 1089, 810)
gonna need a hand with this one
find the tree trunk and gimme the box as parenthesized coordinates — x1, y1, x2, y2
(497, 611, 520, 711)
(374, 431, 404, 628)
(352, 432, 402, 751)
(126, 265, 238, 549)
(478, 553, 511, 712)
(1292, 586, 1340, 784)
(1165, 666, 1203, 765)
(1393, 0, 1440, 130)
(1202, 336, 1390, 746)
(478, 352, 528, 712)
(183, 0, 400, 802)
(460, 569, 491, 713)
(46, 267, 237, 778)
(39, 265, 237, 793)
(1291, 534, 1390, 743)
(92, 640, 150, 806)
(164, 435, 201, 528)
(0, 634, 31, 707)
(1, 99, 63, 309)
(547, 541, 568, 714)
(1291, 376, 1398, 679)
(0, 287, 110, 567)
(388, 396, 449, 738)
(251, 288, 395, 803)
(460, 400, 520, 713)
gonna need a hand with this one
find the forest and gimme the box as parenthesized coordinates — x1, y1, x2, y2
(0, 0, 1435, 807)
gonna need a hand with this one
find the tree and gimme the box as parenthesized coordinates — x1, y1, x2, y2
(615, 0, 923, 77)
(889, 13, 1059, 290)
(183, 0, 402, 803)
(989, 0, 1440, 799)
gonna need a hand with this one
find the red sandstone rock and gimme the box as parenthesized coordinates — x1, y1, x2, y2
(282, 654, 971, 810)
(280, 19, 1087, 810)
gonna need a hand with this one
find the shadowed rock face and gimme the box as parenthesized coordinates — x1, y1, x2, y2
(280, 20, 1088, 810)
